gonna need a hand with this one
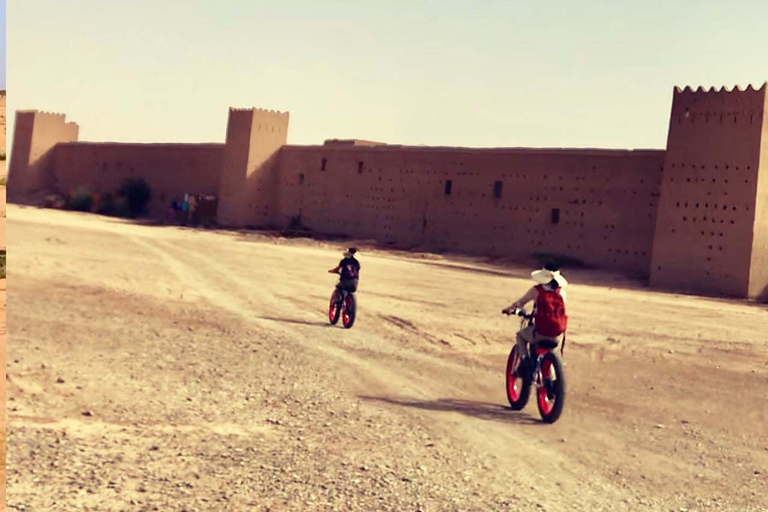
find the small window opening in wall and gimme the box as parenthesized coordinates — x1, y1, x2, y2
(299, 173, 305, 185)
(551, 208, 561, 224)
(493, 181, 503, 199)
(321, 158, 327, 171)
(444, 179, 453, 195)
(358, 161, 364, 174)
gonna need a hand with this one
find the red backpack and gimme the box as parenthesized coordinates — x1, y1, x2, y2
(534, 285, 568, 337)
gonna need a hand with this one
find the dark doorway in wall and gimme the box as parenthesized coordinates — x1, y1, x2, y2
(551, 208, 561, 224)
(493, 181, 503, 199)
(321, 158, 327, 171)
(299, 173, 305, 185)
(358, 161, 364, 174)
(444, 179, 453, 195)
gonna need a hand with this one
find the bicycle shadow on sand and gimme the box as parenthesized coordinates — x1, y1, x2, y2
(360, 396, 541, 425)
(256, 316, 332, 328)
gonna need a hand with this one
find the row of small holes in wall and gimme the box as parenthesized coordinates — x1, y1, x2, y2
(670, 163, 752, 171)
(679, 215, 737, 225)
(307, 199, 399, 212)
(295, 176, 642, 214)
(529, 186, 655, 198)
(505, 173, 660, 185)
(445, 181, 656, 199)
(297, 172, 650, 222)
(446, 180, 629, 200)
(676, 112, 758, 124)
(317, 159, 659, 183)
(675, 201, 749, 212)
(669, 227, 733, 238)
(607, 248, 648, 257)
(302, 167, 653, 196)
(670, 177, 751, 186)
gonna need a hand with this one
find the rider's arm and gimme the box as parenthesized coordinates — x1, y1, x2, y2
(328, 264, 341, 273)
(507, 286, 537, 311)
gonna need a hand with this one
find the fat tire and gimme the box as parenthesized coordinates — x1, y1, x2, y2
(537, 352, 566, 424)
(506, 346, 532, 410)
(329, 290, 341, 325)
(342, 293, 357, 329)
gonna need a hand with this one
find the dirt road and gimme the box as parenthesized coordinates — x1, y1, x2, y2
(6, 205, 768, 511)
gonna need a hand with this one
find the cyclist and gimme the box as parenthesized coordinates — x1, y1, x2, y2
(328, 248, 361, 293)
(502, 264, 568, 370)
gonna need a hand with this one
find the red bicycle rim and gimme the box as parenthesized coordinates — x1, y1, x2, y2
(537, 357, 555, 414)
(329, 294, 339, 322)
(342, 295, 352, 324)
(507, 350, 522, 401)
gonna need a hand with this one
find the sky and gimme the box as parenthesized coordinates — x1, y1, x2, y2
(7, 0, 768, 149)
(0, 0, 5, 89)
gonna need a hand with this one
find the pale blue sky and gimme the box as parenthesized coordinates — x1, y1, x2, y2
(7, 0, 768, 149)
(0, 0, 5, 89)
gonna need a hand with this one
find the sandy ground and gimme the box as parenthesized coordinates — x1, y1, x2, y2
(6, 205, 768, 512)
(1, 177, 6, 511)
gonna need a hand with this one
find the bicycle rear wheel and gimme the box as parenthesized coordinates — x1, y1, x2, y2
(506, 345, 531, 410)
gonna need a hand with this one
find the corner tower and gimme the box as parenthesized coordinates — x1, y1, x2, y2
(217, 107, 289, 227)
(650, 84, 768, 298)
(8, 110, 79, 201)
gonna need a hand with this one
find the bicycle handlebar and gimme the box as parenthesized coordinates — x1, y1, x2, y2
(502, 308, 534, 319)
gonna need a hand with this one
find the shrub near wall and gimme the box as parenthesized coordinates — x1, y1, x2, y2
(62, 177, 152, 219)
(66, 188, 94, 212)
(119, 177, 152, 218)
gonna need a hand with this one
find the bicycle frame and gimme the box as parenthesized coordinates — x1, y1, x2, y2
(516, 311, 554, 379)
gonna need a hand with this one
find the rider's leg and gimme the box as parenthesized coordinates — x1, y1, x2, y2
(516, 325, 535, 362)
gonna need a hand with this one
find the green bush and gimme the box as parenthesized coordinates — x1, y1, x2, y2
(113, 197, 131, 217)
(118, 178, 151, 218)
(97, 193, 116, 215)
(67, 189, 93, 212)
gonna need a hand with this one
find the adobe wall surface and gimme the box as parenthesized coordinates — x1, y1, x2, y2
(218, 108, 289, 227)
(8, 111, 79, 200)
(52, 143, 225, 218)
(274, 145, 665, 276)
(11, 85, 766, 299)
(650, 85, 767, 298)
(749, 90, 768, 300)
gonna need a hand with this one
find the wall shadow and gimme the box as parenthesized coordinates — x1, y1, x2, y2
(359, 395, 541, 425)
(19, 206, 768, 309)
(758, 284, 768, 303)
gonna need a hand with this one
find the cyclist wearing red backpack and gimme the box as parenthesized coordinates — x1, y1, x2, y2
(502, 264, 568, 371)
